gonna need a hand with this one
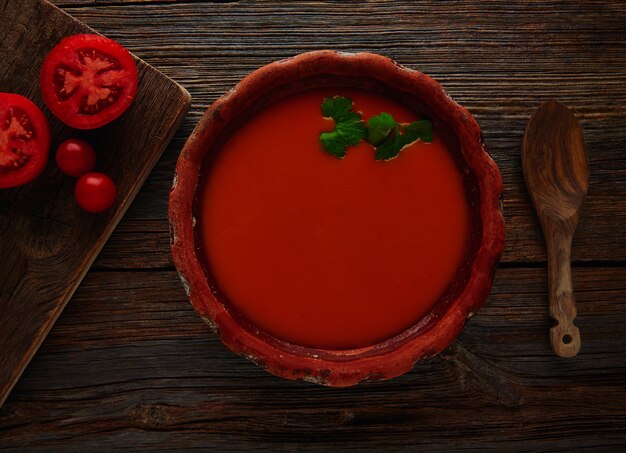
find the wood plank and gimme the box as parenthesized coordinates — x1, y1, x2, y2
(0, 0, 191, 407)
(2, 1, 626, 450)
(48, 0, 626, 265)
(0, 267, 624, 449)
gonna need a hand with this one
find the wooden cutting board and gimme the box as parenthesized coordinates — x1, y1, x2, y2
(0, 0, 191, 406)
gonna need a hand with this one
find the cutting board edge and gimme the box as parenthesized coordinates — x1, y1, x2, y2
(0, 0, 193, 408)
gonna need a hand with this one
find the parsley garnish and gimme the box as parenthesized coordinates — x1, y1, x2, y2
(319, 96, 433, 161)
(367, 114, 433, 161)
(319, 96, 367, 158)
(366, 112, 397, 146)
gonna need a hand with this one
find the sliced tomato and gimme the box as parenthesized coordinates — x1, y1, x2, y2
(40, 34, 138, 130)
(0, 93, 51, 188)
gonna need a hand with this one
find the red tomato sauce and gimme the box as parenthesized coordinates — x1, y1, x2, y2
(197, 88, 471, 349)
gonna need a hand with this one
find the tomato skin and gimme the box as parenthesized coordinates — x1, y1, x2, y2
(75, 172, 117, 213)
(56, 138, 96, 177)
(40, 34, 138, 130)
(0, 93, 51, 188)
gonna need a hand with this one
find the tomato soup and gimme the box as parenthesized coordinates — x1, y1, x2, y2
(197, 88, 471, 350)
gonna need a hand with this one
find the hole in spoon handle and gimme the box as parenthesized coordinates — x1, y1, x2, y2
(546, 221, 581, 358)
(551, 324, 580, 357)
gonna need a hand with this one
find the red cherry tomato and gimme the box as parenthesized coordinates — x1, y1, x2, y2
(0, 93, 51, 188)
(56, 138, 96, 177)
(75, 172, 117, 213)
(40, 34, 138, 130)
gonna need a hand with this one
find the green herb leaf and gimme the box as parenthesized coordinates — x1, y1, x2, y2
(371, 118, 433, 161)
(320, 96, 366, 158)
(404, 120, 433, 144)
(374, 129, 406, 161)
(366, 112, 397, 146)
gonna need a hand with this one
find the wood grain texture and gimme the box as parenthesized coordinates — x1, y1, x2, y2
(1, 0, 626, 450)
(0, 268, 625, 450)
(0, 0, 190, 407)
(52, 0, 626, 264)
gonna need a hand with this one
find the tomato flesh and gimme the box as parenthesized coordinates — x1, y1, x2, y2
(41, 34, 138, 129)
(0, 93, 50, 188)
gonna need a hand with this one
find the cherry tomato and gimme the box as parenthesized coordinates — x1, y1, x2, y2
(56, 138, 96, 177)
(40, 34, 138, 130)
(75, 172, 117, 213)
(0, 93, 51, 188)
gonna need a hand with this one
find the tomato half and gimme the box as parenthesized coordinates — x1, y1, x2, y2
(40, 34, 138, 130)
(0, 93, 51, 188)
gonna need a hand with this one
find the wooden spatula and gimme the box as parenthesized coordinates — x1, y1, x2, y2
(522, 100, 589, 358)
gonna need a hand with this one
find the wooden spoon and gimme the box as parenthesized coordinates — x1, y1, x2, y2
(522, 100, 589, 358)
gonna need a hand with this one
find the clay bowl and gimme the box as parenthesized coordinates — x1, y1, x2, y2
(169, 50, 505, 386)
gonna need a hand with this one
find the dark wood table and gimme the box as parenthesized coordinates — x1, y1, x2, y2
(2, 1, 625, 450)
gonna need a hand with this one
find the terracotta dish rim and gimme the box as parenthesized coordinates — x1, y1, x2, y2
(169, 50, 505, 386)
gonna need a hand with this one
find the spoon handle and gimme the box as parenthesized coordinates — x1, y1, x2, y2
(545, 218, 581, 357)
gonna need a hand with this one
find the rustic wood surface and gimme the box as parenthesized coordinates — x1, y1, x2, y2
(0, 0, 190, 408)
(1, 0, 626, 450)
